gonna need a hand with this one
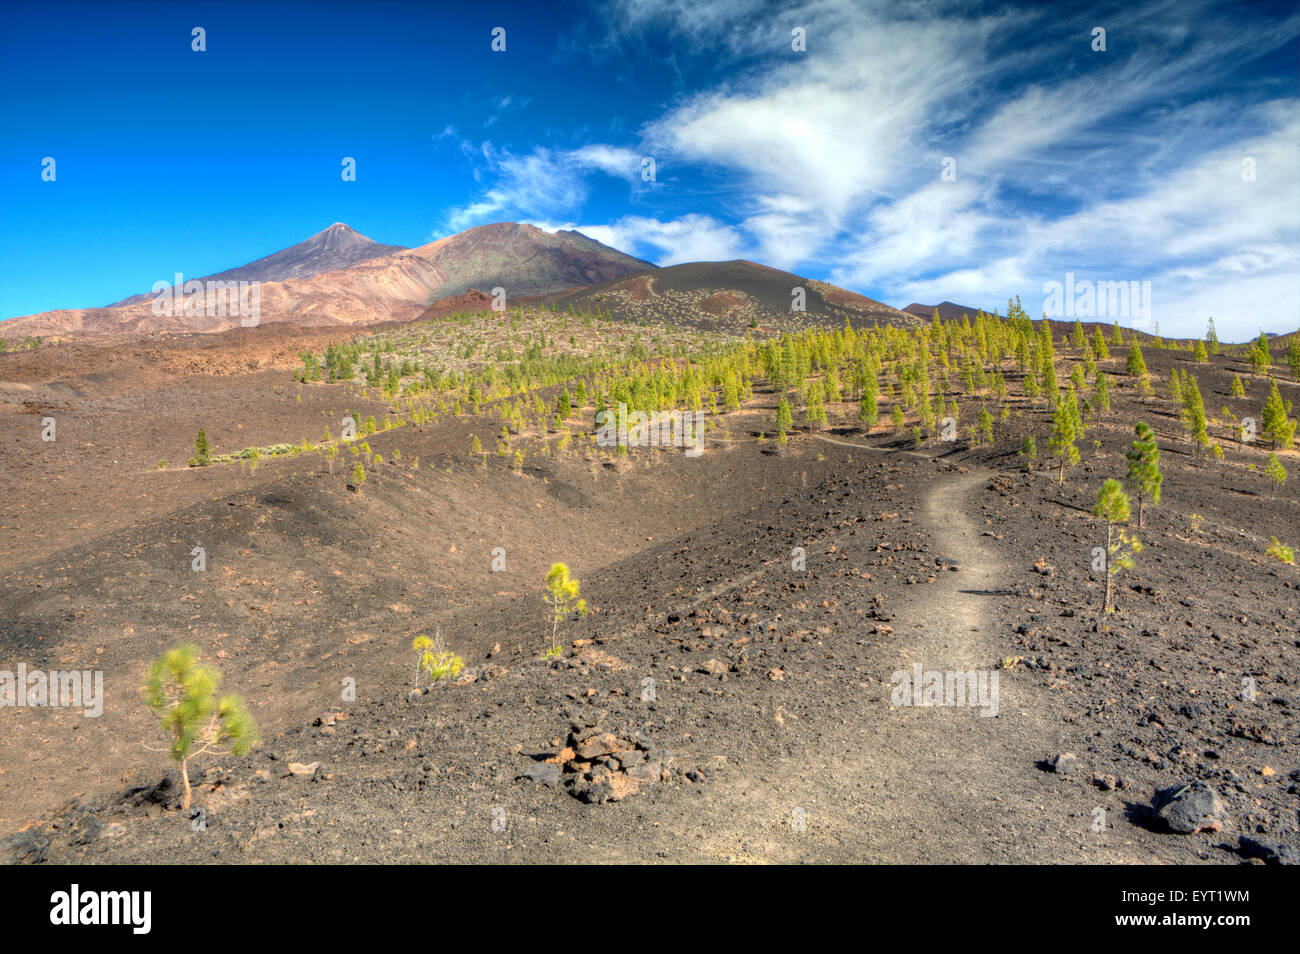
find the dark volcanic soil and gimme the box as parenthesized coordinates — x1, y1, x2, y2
(1, 328, 1296, 864)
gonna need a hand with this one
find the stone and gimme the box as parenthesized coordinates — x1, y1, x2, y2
(1050, 752, 1077, 775)
(0, 830, 50, 864)
(625, 758, 664, 784)
(287, 761, 320, 777)
(1155, 781, 1228, 834)
(517, 762, 561, 788)
(576, 732, 619, 761)
(1238, 836, 1299, 865)
(1089, 772, 1120, 791)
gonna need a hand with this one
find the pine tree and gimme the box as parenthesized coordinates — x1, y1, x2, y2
(1071, 319, 1086, 351)
(1167, 368, 1183, 403)
(1192, 340, 1208, 363)
(1124, 422, 1162, 527)
(142, 644, 258, 812)
(192, 428, 211, 466)
(1093, 479, 1142, 615)
(543, 562, 588, 656)
(1126, 342, 1147, 377)
(1093, 372, 1111, 413)
(1181, 374, 1209, 455)
(1019, 434, 1037, 470)
(1047, 397, 1080, 484)
(859, 388, 878, 430)
(1205, 318, 1219, 355)
(777, 396, 793, 433)
(1230, 374, 1246, 397)
(804, 383, 828, 431)
(975, 407, 994, 446)
(1261, 377, 1295, 449)
(1288, 335, 1300, 379)
(1265, 452, 1287, 498)
(1092, 326, 1110, 360)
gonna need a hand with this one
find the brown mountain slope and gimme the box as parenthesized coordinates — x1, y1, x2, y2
(902, 301, 993, 322)
(526, 260, 922, 334)
(1, 223, 654, 338)
(107, 223, 408, 307)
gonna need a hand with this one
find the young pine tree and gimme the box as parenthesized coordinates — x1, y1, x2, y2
(191, 428, 211, 467)
(1126, 342, 1147, 377)
(1181, 374, 1209, 455)
(1092, 327, 1110, 360)
(1265, 452, 1287, 498)
(1124, 422, 1162, 527)
(975, 407, 994, 447)
(859, 387, 878, 430)
(1261, 377, 1295, 449)
(776, 395, 793, 433)
(1047, 397, 1080, 484)
(543, 562, 588, 657)
(142, 644, 258, 812)
(1093, 372, 1111, 413)
(1093, 479, 1142, 615)
(1019, 433, 1037, 471)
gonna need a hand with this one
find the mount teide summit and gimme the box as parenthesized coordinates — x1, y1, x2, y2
(3, 222, 655, 337)
(108, 223, 408, 307)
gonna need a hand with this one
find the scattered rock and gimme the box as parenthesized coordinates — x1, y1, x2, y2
(1089, 772, 1122, 791)
(1155, 781, 1229, 834)
(1049, 752, 1077, 775)
(517, 762, 561, 788)
(0, 830, 50, 864)
(1238, 835, 1299, 865)
(287, 762, 320, 778)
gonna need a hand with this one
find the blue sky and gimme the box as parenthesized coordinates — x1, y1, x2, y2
(1, 0, 1296, 339)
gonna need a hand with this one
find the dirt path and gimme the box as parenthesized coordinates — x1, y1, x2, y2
(663, 440, 1162, 863)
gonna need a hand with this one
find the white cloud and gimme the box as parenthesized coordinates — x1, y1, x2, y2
(442, 0, 1299, 338)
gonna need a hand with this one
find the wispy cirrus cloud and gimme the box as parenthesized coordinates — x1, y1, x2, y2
(441, 0, 1300, 338)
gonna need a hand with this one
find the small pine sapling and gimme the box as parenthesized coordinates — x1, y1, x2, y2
(1123, 422, 1162, 527)
(543, 562, 588, 658)
(1265, 452, 1287, 497)
(1092, 479, 1143, 615)
(1047, 397, 1080, 484)
(141, 644, 258, 812)
(190, 428, 211, 467)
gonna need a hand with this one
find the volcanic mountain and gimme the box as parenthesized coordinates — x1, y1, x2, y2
(902, 301, 995, 322)
(2, 222, 655, 337)
(523, 260, 922, 334)
(108, 223, 408, 307)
